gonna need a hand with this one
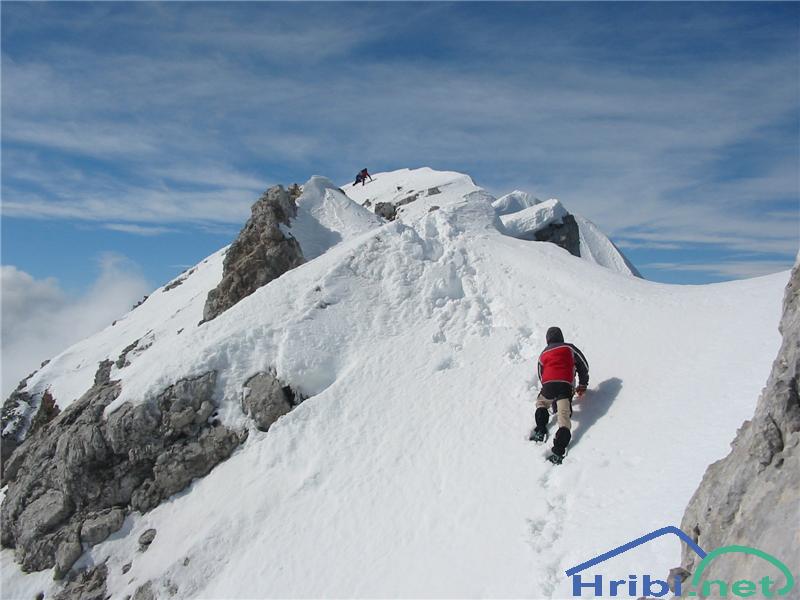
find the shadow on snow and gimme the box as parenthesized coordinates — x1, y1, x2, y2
(568, 377, 623, 448)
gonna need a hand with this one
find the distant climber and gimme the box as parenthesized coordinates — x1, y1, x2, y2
(530, 326, 589, 465)
(353, 168, 373, 186)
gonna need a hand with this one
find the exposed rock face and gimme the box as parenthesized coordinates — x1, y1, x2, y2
(80, 508, 125, 546)
(202, 185, 305, 323)
(0, 364, 242, 578)
(678, 263, 799, 594)
(1, 372, 59, 469)
(242, 371, 302, 432)
(533, 214, 581, 257)
(2, 388, 35, 465)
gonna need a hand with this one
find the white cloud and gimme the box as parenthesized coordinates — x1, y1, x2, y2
(103, 223, 179, 236)
(1, 255, 151, 397)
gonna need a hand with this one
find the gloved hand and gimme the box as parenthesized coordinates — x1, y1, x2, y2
(576, 384, 587, 398)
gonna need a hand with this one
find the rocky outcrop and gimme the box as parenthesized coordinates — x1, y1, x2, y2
(533, 214, 581, 257)
(202, 185, 305, 323)
(374, 202, 397, 221)
(1, 368, 59, 468)
(678, 262, 799, 594)
(497, 199, 581, 258)
(502, 212, 581, 257)
(242, 371, 303, 432)
(138, 528, 156, 552)
(80, 508, 125, 546)
(0, 363, 243, 579)
(372, 190, 428, 222)
(54, 563, 108, 600)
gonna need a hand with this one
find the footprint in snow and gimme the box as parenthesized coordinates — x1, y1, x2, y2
(434, 356, 456, 371)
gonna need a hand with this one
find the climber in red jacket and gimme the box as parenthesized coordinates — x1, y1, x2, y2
(353, 168, 373, 186)
(530, 326, 589, 464)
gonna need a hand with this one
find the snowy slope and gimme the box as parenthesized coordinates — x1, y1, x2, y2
(2, 168, 789, 599)
(13, 179, 382, 416)
(5, 247, 227, 416)
(574, 214, 642, 278)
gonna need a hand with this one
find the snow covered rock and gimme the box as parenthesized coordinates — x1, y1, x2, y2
(344, 167, 486, 222)
(492, 190, 541, 216)
(499, 199, 581, 256)
(500, 199, 569, 239)
(679, 260, 800, 590)
(202, 185, 305, 323)
(286, 176, 383, 259)
(345, 168, 638, 277)
(241, 371, 301, 432)
(374, 201, 397, 220)
(1, 374, 58, 469)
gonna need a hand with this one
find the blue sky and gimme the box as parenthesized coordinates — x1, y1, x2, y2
(2, 1, 798, 295)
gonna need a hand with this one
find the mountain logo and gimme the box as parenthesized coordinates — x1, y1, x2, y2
(566, 525, 795, 598)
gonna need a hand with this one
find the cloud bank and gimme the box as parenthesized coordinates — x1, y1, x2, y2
(1, 255, 151, 398)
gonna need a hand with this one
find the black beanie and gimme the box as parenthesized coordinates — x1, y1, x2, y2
(546, 327, 564, 344)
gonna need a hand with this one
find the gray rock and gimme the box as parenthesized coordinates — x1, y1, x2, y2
(396, 192, 420, 207)
(374, 202, 397, 221)
(54, 563, 108, 600)
(202, 185, 305, 323)
(132, 581, 154, 600)
(116, 339, 141, 369)
(530, 214, 581, 257)
(668, 566, 690, 593)
(242, 371, 300, 432)
(138, 528, 156, 552)
(53, 533, 82, 580)
(1, 384, 59, 473)
(122, 562, 132, 574)
(163, 267, 195, 292)
(80, 508, 125, 546)
(1, 364, 243, 577)
(94, 359, 114, 387)
(678, 262, 800, 594)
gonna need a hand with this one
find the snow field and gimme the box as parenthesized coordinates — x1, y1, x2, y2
(2, 167, 789, 599)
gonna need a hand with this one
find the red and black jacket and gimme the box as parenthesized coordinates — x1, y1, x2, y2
(537, 342, 589, 400)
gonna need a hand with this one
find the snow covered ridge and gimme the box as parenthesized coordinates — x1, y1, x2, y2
(0, 166, 790, 599)
(345, 167, 640, 277)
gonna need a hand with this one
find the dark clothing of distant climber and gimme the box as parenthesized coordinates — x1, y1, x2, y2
(531, 326, 589, 461)
(354, 168, 373, 186)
